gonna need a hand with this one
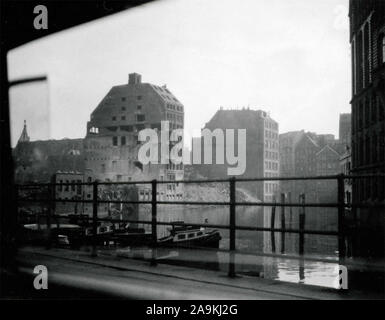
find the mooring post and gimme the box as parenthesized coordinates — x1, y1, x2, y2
(45, 183, 54, 249)
(280, 193, 286, 254)
(228, 177, 236, 278)
(271, 195, 276, 253)
(337, 174, 346, 261)
(91, 180, 98, 257)
(151, 179, 158, 266)
(288, 191, 293, 224)
(299, 193, 305, 255)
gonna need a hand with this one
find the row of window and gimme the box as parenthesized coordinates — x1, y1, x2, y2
(265, 172, 279, 178)
(265, 161, 279, 171)
(265, 139, 278, 150)
(264, 182, 278, 194)
(352, 132, 385, 167)
(167, 103, 183, 112)
(111, 113, 145, 122)
(265, 150, 278, 160)
(138, 192, 184, 201)
(352, 23, 385, 94)
(354, 176, 385, 202)
(353, 94, 384, 133)
(265, 121, 278, 130)
(166, 163, 183, 170)
(57, 179, 82, 194)
(166, 112, 183, 123)
(121, 95, 142, 102)
(265, 130, 278, 139)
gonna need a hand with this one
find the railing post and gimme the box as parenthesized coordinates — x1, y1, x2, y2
(270, 196, 276, 253)
(15, 185, 19, 226)
(91, 181, 98, 257)
(151, 179, 158, 266)
(288, 191, 293, 224)
(228, 177, 236, 278)
(299, 194, 305, 255)
(337, 174, 346, 261)
(280, 193, 286, 254)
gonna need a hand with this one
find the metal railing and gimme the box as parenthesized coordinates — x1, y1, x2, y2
(15, 174, 385, 278)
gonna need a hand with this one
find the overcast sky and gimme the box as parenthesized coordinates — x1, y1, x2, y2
(8, 0, 351, 147)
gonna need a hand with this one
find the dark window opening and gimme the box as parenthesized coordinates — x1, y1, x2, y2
(120, 125, 133, 132)
(136, 114, 145, 122)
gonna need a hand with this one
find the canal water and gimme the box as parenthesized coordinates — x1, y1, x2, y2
(134, 204, 340, 288)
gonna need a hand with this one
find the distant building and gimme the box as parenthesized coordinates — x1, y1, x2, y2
(292, 133, 320, 202)
(84, 72, 185, 201)
(13, 122, 84, 183)
(53, 171, 84, 215)
(279, 130, 342, 237)
(349, 0, 385, 257)
(279, 130, 305, 200)
(195, 108, 279, 201)
(316, 145, 341, 176)
(316, 145, 340, 200)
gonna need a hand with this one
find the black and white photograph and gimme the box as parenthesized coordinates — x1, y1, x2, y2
(0, 0, 384, 306)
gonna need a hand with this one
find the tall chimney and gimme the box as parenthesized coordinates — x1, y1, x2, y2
(128, 73, 142, 85)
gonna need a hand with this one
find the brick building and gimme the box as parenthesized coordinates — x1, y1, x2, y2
(84, 73, 185, 201)
(53, 171, 84, 215)
(195, 108, 279, 201)
(349, 0, 385, 257)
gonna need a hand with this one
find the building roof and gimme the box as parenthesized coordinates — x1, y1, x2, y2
(316, 144, 340, 157)
(18, 120, 30, 144)
(302, 133, 319, 148)
(204, 108, 277, 129)
(90, 73, 183, 118)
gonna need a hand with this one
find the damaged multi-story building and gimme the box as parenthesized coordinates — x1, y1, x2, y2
(84, 73, 185, 201)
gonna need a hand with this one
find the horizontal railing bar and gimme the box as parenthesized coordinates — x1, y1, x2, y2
(14, 173, 385, 188)
(17, 198, 385, 208)
(157, 201, 340, 207)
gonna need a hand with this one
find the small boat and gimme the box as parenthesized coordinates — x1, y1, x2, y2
(111, 223, 152, 246)
(84, 224, 115, 245)
(158, 224, 221, 249)
(21, 223, 84, 248)
(85, 224, 114, 237)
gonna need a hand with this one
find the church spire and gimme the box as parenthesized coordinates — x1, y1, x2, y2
(18, 120, 30, 143)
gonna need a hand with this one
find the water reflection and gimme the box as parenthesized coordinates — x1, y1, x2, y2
(132, 205, 340, 288)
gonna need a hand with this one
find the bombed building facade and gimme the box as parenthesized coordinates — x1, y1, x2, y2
(14, 73, 185, 218)
(84, 73, 185, 201)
